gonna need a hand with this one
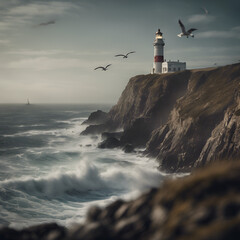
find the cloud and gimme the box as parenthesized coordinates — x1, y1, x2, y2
(6, 51, 114, 71)
(188, 14, 215, 24)
(187, 55, 239, 69)
(0, 0, 19, 9)
(8, 2, 78, 17)
(197, 26, 240, 39)
(0, 21, 13, 31)
(8, 57, 87, 70)
(0, 39, 10, 45)
(232, 26, 240, 31)
(0, 1, 80, 31)
(165, 46, 240, 58)
(7, 49, 114, 57)
(7, 49, 66, 56)
(38, 20, 56, 27)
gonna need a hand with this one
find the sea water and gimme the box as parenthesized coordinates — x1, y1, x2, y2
(0, 104, 165, 229)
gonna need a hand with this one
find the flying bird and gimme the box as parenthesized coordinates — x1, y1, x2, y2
(201, 7, 209, 15)
(94, 64, 111, 71)
(39, 20, 56, 26)
(115, 51, 136, 58)
(178, 20, 197, 38)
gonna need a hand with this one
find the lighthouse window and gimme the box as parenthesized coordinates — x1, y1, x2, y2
(178, 67, 180, 71)
(173, 68, 176, 71)
(169, 68, 171, 71)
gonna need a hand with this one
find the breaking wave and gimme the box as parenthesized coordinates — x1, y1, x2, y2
(0, 160, 162, 199)
(0, 104, 165, 228)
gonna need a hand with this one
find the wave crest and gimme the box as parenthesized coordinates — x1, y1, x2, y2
(0, 161, 162, 198)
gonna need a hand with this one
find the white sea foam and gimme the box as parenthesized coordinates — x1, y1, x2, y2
(17, 124, 46, 128)
(3, 118, 86, 138)
(0, 158, 162, 198)
(0, 151, 164, 229)
(0, 104, 166, 229)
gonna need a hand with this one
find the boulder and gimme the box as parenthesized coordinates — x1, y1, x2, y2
(82, 110, 108, 125)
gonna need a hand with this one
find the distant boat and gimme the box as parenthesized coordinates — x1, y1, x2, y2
(26, 98, 30, 105)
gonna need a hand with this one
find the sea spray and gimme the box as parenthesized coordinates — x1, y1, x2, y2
(0, 104, 165, 228)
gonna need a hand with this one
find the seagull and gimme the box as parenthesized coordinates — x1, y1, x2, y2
(178, 20, 197, 38)
(94, 64, 111, 71)
(201, 7, 209, 15)
(115, 51, 135, 58)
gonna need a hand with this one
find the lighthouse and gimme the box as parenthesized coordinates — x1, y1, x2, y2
(153, 29, 165, 74)
(152, 29, 186, 74)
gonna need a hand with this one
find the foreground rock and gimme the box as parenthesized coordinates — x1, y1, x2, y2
(77, 161, 240, 240)
(1, 161, 240, 240)
(0, 223, 66, 240)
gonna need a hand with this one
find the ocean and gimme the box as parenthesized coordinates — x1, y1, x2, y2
(0, 104, 165, 229)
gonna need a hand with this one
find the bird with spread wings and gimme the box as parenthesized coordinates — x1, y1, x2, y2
(115, 51, 136, 58)
(94, 64, 112, 71)
(178, 20, 197, 38)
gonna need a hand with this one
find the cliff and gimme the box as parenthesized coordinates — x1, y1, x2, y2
(146, 64, 240, 172)
(83, 63, 240, 172)
(1, 161, 240, 240)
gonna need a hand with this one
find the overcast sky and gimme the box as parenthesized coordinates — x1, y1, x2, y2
(0, 0, 239, 104)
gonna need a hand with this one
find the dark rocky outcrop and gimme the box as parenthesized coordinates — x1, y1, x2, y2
(101, 132, 123, 140)
(80, 121, 118, 135)
(82, 110, 108, 125)
(2, 161, 240, 240)
(82, 63, 240, 171)
(98, 137, 121, 149)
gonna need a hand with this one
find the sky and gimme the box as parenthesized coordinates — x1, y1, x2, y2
(0, 0, 239, 104)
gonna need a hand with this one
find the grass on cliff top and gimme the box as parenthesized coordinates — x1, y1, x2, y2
(179, 64, 240, 119)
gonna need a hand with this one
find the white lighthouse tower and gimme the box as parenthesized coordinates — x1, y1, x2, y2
(153, 29, 165, 74)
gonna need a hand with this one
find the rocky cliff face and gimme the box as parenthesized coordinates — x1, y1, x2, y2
(146, 64, 240, 172)
(81, 63, 240, 172)
(2, 161, 240, 240)
(109, 71, 190, 129)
